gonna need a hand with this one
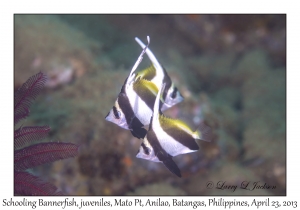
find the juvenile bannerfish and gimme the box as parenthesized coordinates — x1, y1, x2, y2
(136, 83, 212, 177)
(105, 36, 163, 139)
(135, 37, 184, 111)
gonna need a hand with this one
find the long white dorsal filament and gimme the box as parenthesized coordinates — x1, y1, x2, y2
(153, 83, 165, 122)
(135, 36, 160, 70)
(127, 36, 150, 84)
(135, 36, 164, 90)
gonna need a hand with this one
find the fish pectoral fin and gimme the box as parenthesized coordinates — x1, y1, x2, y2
(162, 158, 182, 178)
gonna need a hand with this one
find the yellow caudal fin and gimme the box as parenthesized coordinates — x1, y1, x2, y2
(195, 121, 212, 142)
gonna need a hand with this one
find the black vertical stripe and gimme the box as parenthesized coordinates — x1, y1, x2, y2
(171, 87, 178, 99)
(147, 125, 170, 162)
(160, 117, 200, 151)
(161, 66, 172, 100)
(162, 157, 181, 177)
(133, 78, 164, 112)
(163, 127, 199, 151)
(112, 106, 120, 119)
(141, 142, 150, 155)
(146, 126, 181, 177)
(148, 118, 171, 161)
(134, 86, 156, 110)
(118, 83, 144, 132)
(131, 127, 147, 139)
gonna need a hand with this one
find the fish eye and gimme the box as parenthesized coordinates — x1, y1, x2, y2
(141, 143, 150, 155)
(171, 87, 178, 99)
(145, 147, 150, 155)
(144, 147, 150, 155)
(112, 106, 121, 119)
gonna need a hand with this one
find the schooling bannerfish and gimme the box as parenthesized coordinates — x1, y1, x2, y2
(136, 83, 211, 177)
(105, 36, 181, 138)
(135, 37, 184, 110)
(105, 36, 160, 138)
(105, 77, 163, 139)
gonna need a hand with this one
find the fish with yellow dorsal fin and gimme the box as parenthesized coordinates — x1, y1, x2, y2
(105, 77, 166, 139)
(135, 37, 184, 111)
(105, 36, 164, 139)
(105, 36, 183, 139)
(136, 83, 212, 177)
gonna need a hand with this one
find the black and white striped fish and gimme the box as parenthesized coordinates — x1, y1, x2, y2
(105, 36, 180, 138)
(135, 37, 184, 110)
(105, 76, 162, 139)
(136, 83, 211, 177)
(105, 36, 161, 138)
